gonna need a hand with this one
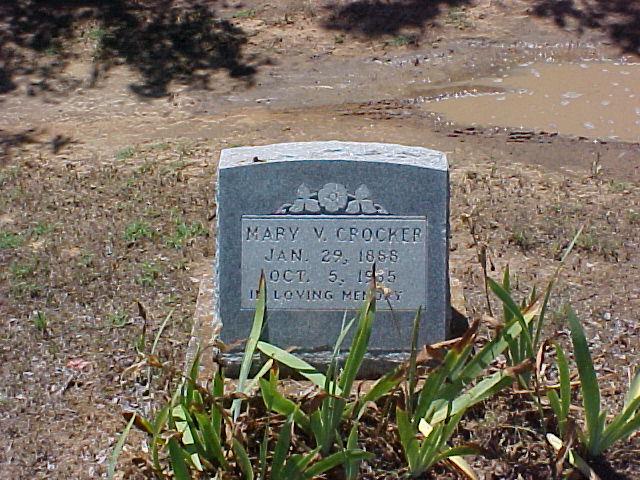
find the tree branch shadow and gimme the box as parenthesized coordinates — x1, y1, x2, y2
(532, 0, 640, 54)
(0, 0, 257, 99)
(0, 129, 39, 166)
(321, 0, 470, 37)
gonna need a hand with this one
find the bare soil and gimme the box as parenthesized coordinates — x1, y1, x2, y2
(1, 1, 639, 478)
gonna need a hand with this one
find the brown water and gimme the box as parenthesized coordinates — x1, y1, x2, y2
(428, 62, 640, 142)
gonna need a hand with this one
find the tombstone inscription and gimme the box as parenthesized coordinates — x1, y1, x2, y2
(216, 141, 449, 357)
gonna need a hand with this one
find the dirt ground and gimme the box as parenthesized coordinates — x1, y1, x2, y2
(1, 1, 639, 478)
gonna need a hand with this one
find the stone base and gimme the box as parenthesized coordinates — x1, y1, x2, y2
(185, 272, 468, 380)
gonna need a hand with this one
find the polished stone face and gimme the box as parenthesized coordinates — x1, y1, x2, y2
(240, 215, 428, 311)
(216, 141, 449, 353)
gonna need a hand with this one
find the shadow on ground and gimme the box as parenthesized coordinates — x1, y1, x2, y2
(322, 0, 470, 37)
(533, 0, 640, 54)
(0, 0, 256, 98)
(0, 129, 39, 165)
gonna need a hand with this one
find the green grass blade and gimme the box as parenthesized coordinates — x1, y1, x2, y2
(339, 292, 376, 395)
(600, 396, 640, 452)
(459, 304, 537, 383)
(293, 448, 321, 474)
(281, 454, 307, 479)
(566, 306, 602, 453)
(440, 411, 464, 444)
(185, 349, 202, 402)
(396, 408, 419, 470)
(487, 278, 534, 360)
(107, 413, 136, 480)
(233, 438, 254, 480)
(309, 410, 323, 447)
(625, 368, 640, 410)
(349, 366, 404, 419)
(257, 341, 337, 394)
(259, 426, 269, 480)
(168, 437, 192, 480)
(212, 369, 224, 396)
(533, 227, 582, 349)
(407, 306, 422, 415)
(415, 362, 449, 422)
(603, 413, 640, 451)
(272, 415, 293, 479)
(244, 358, 274, 394)
(151, 405, 170, 471)
(151, 308, 174, 355)
(547, 390, 564, 436)
(434, 445, 479, 463)
(534, 279, 554, 350)
(303, 450, 372, 479)
(232, 272, 267, 421)
(417, 422, 445, 473)
(259, 378, 311, 433)
(332, 312, 356, 359)
(554, 342, 571, 420)
(211, 371, 224, 433)
(431, 369, 516, 424)
(345, 423, 360, 480)
(194, 412, 229, 470)
(502, 266, 514, 324)
(560, 225, 584, 263)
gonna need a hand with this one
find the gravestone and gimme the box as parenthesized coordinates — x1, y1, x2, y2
(215, 141, 450, 365)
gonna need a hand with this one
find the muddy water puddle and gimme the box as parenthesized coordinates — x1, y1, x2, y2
(425, 62, 640, 142)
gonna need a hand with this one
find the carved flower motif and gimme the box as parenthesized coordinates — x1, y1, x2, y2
(346, 184, 377, 214)
(289, 184, 320, 213)
(318, 183, 348, 212)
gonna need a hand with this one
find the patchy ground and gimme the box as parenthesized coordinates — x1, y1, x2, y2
(0, 1, 639, 478)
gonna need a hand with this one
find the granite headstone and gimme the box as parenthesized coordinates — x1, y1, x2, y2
(215, 141, 449, 360)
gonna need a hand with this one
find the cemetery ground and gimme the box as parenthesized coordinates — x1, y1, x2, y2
(1, 1, 639, 478)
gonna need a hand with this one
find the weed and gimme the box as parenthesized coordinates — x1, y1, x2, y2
(11, 261, 36, 280)
(493, 228, 581, 370)
(510, 228, 536, 251)
(232, 8, 256, 19)
(137, 261, 161, 287)
(163, 293, 180, 305)
(32, 222, 52, 236)
(124, 221, 154, 243)
(88, 27, 108, 42)
(446, 7, 474, 29)
(0, 231, 22, 249)
(547, 308, 640, 463)
(127, 273, 537, 479)
(115, 146, 135, 160)
(32, 310, 48, 333)
(108, 310, 128, 328)
(176, 140, 195, 157)
(166, 220, 207, 249)
(77, 252, 94, 268)
(160, 159, 187, 177)
(44, 42, 62, 56)
(575, 232, 597, 251)
(107, 414, 136, 480)
(0, 166, 19, 186)
(334, 34, 345, 44)
(627, 210, 640, 225)
(608, 180, 631, 193)
(387, 34, 415, 47)
(10, 261, 42, 297)
(137, 161, 154, 175)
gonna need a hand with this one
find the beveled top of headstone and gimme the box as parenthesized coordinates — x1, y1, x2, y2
(219, 141, 448, 170)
